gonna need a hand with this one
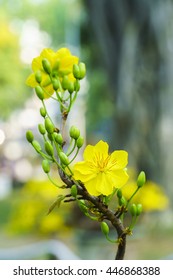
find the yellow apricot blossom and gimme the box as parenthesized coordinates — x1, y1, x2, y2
(73, 140, 129, 196)
(26, 48, 79, 98)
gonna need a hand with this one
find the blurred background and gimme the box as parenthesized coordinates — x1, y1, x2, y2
(0, 0, 173, 260)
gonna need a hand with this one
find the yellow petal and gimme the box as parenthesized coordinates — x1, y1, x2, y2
(73, 162, 97, 182)
(83, 145, 95, 161)
(95, 172, 114, 196)
(108, 150, 128, 170)
(32, 56, 42, 71)
(94, 140, 109, 157)
(84, 177, 102, 196)
(26, 73, 37, 87)
(107, 169, 129, 188)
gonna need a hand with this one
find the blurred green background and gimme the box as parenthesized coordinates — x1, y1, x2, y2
(0, 0, 173, 260)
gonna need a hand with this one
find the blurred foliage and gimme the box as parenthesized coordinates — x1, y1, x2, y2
(0, 10, 30, 119)
(3, 179, 72, 237)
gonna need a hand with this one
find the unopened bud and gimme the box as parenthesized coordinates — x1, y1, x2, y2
(54, 133, 63, 145)
(32, 140, 42, 153)
(136, 204, 143, 216)
(78, 200, 88, 214)
(79, 62, 86, 79)
(45, 141, 54, 156)
(45, 117, 54, 134)
(69, 125, 80, 140)
(71, 184, 78, 198)
(76, 136, 84, 148)
(67, 81, 74, 94)
(35, 70, 42, 83)
(38, 124, 46, 135)
(42, 159, 50, 173)
(40, 107, 47, 118)
(101, 222, 109, 236)
(73, 64, 80, 79)
(52, 79, 59, 91)
(59, 152, 69, 165)
(119, 196, 127, 206)
(137, 171, 146, 188)
(35, 85, 44, 100)
(130, 204, 137, 217)
(26, 130, 34, 143)
(117, 189, 122, 199)
(74, 79, 80, 92)
(42, 58, 51, 74)
(61, 75, 69, 90)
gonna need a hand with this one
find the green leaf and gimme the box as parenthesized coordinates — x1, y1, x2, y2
(47, 195, 65, 215)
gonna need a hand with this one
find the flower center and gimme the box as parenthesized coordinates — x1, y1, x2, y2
(95, 153, 111, 172)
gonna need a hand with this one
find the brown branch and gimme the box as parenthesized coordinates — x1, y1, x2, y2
(59, 169, 127, 260)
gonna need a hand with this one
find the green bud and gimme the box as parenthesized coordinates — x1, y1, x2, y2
(32, 140, 42, 153)
(136, 204, 143, 216)
(130, 204, 137, 217)
(45, 117, 54, 134)
(35, 70, 42, 83)
(137, 171, 146, 188)
(74, 79, 80, 92)
(41, 76, 51, 87)
(59, 152, 69, 165)
(79, 62, 86, 79)
(52, 59, 60, 71)
(61, 75, 69, 90)
(52, 79, 59, 91)
(71, 184, 78, 198)
(73, 64, 81, 79)
(76, 136, 84, 148)
(118, 196, 127, 206)
(78, 200, 88, 214)
(45, 141, 54, 156)
(54, 133, 63, 145)
(69, 125, 80, 140)
(47, 133, 53, 141)
(40, 107, 47, 118)
(42, 159, 50, 173)
(42, 58, 51, 74)
(26, 130, 34, 143)
(101, 222, 109, 236)
(38, 124, 46, 135)
(35, 85, 44, 100)
(67, 81, 74, 94)
(117, 189, 122, 199)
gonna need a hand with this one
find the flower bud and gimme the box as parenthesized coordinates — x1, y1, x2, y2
(78, 200, 88, 214)
(45, 141, 54, 156)
(71, 184, 78, 198)
(69, 125, 80, 140)
(35, 70, 42, 83)
(47, 133, 53, 141)
(35, 85, 44, 100)
(79, 62, 86, 79)
(130, 204, 137, 217)
(76, 136, 84, 148)
(67, 81, 74, 94)
(118, 196, 127, 206)
(26, 130, 34, 143)
(38, 124, 46, 135)
(59, 152, 69, 165)
(52, 79, 59, 91)
(32, 140, 42, 153)
(54, 133, 63, 145)
(42, 58, 51, 74)
(101, 222, 109, 236)
(45, 117, 54, 134)
(117, 189, 122, 199)
(40, 107, 47, 118)
(61, 75, 69, 90)
(136, 204, 143, 216)
(42, 159, 50, 173)
(137, 171, 146, 188)
(52, 59, 60, 71)
(74, 79, 80, 92)
(73, 64, 81, 79)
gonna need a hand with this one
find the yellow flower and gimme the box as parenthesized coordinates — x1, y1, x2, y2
(26, 48, 79, 98)
(73, 140, 129, 196)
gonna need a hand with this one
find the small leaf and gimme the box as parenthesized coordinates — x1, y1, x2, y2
(47, 195, 65, 215)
